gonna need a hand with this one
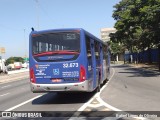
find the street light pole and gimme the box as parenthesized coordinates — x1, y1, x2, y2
(24, 29, 27, 59)
(35, 0, 39, 30)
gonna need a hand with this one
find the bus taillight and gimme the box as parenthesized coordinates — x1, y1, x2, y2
(79, 65, 86, 82)
(30, 68, 36, 83)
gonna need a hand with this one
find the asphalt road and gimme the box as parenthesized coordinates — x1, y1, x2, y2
(101, 64, 160, 111)
(0, 78, 97, 111)
(0, 65, 160, 119)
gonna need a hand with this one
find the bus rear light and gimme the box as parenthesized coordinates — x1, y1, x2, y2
(79, 65, 86, 82)
(30, 68, 36, 83)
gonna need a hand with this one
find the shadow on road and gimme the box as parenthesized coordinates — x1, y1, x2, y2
(112, 64, 160, 77)
(32, 91, 96, 105)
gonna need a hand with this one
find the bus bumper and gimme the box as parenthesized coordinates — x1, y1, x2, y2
(30, 80, 92, 93)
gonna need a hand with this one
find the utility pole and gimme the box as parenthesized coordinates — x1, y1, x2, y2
(35, 0, 39, 30)
(24, 29, 27, 59)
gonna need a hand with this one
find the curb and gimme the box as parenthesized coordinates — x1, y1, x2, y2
(0, 75, 29, 84)
(7, 69, 29, 75)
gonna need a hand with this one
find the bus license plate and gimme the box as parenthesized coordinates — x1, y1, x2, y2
(51, 79, 62, 83)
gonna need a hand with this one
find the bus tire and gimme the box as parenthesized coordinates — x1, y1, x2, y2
(97, 76, 101, 92)
(103, 79, 107, 85)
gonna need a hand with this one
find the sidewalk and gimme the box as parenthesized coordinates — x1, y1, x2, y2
(0, 71, 29, 84)
(111, 61, 159, 72)
(128, 63, 159, 73)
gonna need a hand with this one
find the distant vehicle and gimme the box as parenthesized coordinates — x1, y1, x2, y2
(29, 28, 110, 93)
(14, 62, 22, 69)
(0, 59, 7, 73)
(22, 62, 29, 68)
(6, 65, 12, 71)
(8, 64, 14, 70)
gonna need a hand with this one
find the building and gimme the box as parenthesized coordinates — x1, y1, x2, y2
(100, 28, 116, 42)
(100, 28, 124, 62)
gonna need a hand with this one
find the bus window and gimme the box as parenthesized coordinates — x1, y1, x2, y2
(85, 36, 92, 68)
(86, 37, 91, 59)
(32, 32, 80, 62)
(94, 41, 100, 60)
(102, 45, 108, 65)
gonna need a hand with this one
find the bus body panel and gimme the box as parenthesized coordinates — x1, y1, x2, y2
(29, 28, 109, 93)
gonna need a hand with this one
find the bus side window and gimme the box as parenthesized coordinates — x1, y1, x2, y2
(86, 36, 91, 59)
(85, 36, 92, 68)
(94, 41, 100, 60)
(103, 45, 108, 65)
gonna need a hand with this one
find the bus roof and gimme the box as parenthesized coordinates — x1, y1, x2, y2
(30, 28, 108, 46)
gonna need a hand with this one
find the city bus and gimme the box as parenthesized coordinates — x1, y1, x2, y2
(29, 28, 110, 93)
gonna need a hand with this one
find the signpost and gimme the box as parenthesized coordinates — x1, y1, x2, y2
(0, 47, 5, 54)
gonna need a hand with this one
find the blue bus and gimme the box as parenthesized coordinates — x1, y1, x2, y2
(29, 28, 110, 93)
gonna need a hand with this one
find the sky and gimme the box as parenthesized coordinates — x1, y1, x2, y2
(0, 0, 120, 59)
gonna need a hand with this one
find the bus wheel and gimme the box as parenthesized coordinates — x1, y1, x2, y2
(103, 79, 107, 85)
(97, 79, 100, 92)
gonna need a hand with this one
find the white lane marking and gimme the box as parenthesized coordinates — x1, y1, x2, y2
(98, 67, 148, 120)
(1, 85, 11, 89)
(5, 95, 42, 111)
(98, 68, 121, 111)
(96, 95, 121, 111)
(0, 93, 10, 97)
(69, 92, 101, 119)
(69, 68, 116, 120)
(101, 68, 115, 91)
(88, 103, 103, 108)
(70, 67, 147, 119)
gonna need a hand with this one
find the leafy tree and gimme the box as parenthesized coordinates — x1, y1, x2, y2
(6, 57, 24, 65)
(111, 0, 160, 70)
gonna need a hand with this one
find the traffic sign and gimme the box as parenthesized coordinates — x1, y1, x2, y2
(0, 47, 5, 54)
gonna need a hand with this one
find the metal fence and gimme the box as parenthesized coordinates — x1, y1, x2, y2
(125, 48, 159, 63)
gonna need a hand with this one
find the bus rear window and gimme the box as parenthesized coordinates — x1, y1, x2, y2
(32, 32, 80, 61)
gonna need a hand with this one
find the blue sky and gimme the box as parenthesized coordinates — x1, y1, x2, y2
(0, 0, 120, 59)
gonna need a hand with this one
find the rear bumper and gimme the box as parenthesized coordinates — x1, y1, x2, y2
(30, 80, 91, 93)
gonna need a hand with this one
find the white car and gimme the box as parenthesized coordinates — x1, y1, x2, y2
(22, 62, 29, 68)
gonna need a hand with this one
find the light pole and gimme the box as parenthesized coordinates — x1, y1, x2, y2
(35, 0, 39, 30)
(24, 29, 27, 59)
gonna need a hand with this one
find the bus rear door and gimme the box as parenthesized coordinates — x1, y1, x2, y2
(90, 39, 97, 89)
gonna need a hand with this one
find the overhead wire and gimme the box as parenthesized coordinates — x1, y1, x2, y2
(33, 0, 56, 26)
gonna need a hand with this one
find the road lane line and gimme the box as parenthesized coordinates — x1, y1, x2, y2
(0, 93, 10, 97)
(98, 67, 148, 120)
(69, 97, 96, 119)
(69, 68, 116, 119)
(5, 95, 42, 111)
(101, 67, 115, 91)
(96, 95, 121, 111)
(1, 85, 11, 89)
(98, 68, 121, 111)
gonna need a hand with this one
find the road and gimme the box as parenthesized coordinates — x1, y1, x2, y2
(101, 64, 160, 111)
(0, 64, 160, 119)
(0, 78, 96, 111)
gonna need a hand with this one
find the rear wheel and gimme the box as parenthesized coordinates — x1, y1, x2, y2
(97, 76, 101, 92)
(103, 79, 107, 85)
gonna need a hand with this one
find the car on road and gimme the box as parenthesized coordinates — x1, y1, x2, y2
(22, 62, 29, 68)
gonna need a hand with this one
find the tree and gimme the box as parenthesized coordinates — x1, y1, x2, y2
(108, 35, 126, 63)
(112, 0, 160, 70)
(6, 57, 24, 65)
